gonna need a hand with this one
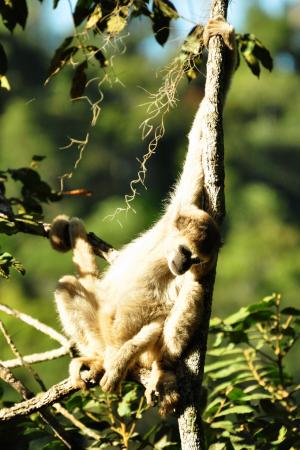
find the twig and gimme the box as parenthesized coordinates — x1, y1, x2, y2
(13, 218, 119, 264)
(0, 375, 89, 422)
(0, 368, 151, 423)
(0, 320, 74, 449)
(0, 318, 47, 391)
(0, 362, 31, 399)
(0, 346, 71, 368)
(0, 303, 69, 346)
(53, 403, 101, 441)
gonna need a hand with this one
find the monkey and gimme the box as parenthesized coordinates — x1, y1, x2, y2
(50, 16, 235, 415)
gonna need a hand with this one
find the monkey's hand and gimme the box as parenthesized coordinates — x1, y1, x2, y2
(69, 357, 104, 390)
(100, 363, 126, 392)
(203, 15, 235, 50)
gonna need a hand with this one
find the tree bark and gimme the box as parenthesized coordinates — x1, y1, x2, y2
(177, 1, 229, 449)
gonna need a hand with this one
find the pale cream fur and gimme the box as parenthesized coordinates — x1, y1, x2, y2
(50, 17, 235, 415)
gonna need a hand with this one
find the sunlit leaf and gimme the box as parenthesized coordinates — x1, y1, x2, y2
(107, 12, 127, 34)
(154, 0, 178, 19)
(86, 4, 102, 29)
(216, 405, 254, 417)
(0, 75, 10, 90)
(117, 388, 138, 417)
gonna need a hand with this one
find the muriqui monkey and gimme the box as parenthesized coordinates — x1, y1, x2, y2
(50, 17, 235, 415)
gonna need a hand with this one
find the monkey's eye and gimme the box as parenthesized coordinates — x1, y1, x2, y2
(178, 245, 192, 258)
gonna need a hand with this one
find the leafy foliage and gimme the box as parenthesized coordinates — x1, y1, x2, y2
(203, 294, 300, 449)
(0, 295, 299, 449)
(0, 161, 62, 278)
(236, 33, 273, 77)
(0, 0, 272, 95)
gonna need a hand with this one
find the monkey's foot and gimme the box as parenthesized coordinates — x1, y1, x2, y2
(157, 375, 180, 416)
(203, 15, 234, 50)
(69, 357, 103, 390)
(100, 365, 125, 392)
(147, 371, 180, 415)
(145, 377, 160, 407)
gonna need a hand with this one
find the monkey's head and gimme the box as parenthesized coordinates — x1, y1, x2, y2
(167, 209, 221, 277)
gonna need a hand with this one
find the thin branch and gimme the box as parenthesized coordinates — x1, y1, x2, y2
(0, 362, 31, 399)
(0, 318, 47, 392)
(0, 320, 74, 449)
(13, 218, 119, 264)
(0, 368, 151, 423)
(53, 403, 101, 441)
(0, 303, 69, 346)
(0, 346, 71, 368)
(0, 375, 90, 422)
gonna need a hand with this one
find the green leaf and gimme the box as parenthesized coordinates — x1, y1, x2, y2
(0, 252, 25, 278)
(73, 0, 94, 26)
(208, 364, 248, 380)
(208, 444, 226, 450)
(0, 0, 28, 31)
(281, 307, 300, 316)
(70, 61, 87, 99)
(252, 39, 273, 71)
(216, 405, 254, 417)
(0, 217, 17, 235)
(0, 43, 8, 76)
(45, 38, 78, 84)
(152, 1, 177, 46)
(207, 346, 242, 357)
(117, 388, 138, 417)
(154, 0, 178, 19)
(205, 358, 245, 373)
(226, 387, 245, 401)
(271, 426, 287, 445)
(210, 421, 234, 432)
(32, 155, 46, 162)
(223, 307, 250, 325)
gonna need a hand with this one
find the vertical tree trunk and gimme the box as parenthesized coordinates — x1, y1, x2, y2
(177, 1, 229, 449)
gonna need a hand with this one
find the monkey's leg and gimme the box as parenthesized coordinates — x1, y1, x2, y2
(55, 275, 104, 388)
(100, 320, 163, 393)
(163, 273, 204, 361)
(144, 360, 180, 416)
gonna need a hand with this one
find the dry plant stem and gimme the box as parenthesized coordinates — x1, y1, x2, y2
(177, 1, 229, 449)
(53, 403, 101, 441)
(0, 303, 69, 346)
(1, 346, 71, 369)
(0, 377, 77, 422)
(0, 369, 151, 423)
(0, 364, 73, 449)
(0, 320, 75, 449)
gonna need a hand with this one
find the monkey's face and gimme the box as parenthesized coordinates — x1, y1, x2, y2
(167, 243, 201, 276)
(167, 209, 221, 277)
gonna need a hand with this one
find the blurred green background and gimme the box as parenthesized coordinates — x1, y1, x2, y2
(0, 0, 299, 395)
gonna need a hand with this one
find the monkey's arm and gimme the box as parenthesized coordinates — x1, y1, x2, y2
(163, 273, 205, 362)
(167, 17, 236, 213)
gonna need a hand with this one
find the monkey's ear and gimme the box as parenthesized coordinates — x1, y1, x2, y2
(175, 215, 190, 231)
(49, 215, 71, 252)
